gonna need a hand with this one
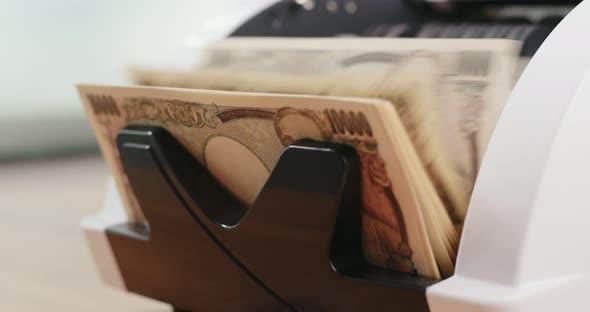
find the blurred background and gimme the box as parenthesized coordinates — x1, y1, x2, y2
(0, 0, 272, 161)
(0, 0, 272, 310)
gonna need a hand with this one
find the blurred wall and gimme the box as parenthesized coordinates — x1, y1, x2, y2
(0, 0, 274, 160)
(0, 0, 239, 119)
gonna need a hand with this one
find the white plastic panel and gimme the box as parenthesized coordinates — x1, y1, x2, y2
(428, 0, 590, 311)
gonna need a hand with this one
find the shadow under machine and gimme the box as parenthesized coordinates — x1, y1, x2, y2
(83, 0, 590, 311)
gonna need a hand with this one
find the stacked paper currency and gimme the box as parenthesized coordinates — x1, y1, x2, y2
(78, 37, 521, 279)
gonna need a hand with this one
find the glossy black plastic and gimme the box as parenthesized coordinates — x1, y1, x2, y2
(108, 127, 292, 312)
(231, 0, 426, 37)
(110, 125, 435, 311)
(231, 0, 568, 56)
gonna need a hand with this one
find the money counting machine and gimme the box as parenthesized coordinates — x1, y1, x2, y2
(82, 0, 590, 311)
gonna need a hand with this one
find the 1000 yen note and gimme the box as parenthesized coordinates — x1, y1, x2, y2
(78, 84, 441, 279)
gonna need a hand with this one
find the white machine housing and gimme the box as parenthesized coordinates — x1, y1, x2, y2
(429, 0, 590, 310)
(83, 1, 590, 311)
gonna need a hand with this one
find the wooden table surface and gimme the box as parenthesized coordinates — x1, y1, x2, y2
(0, 156, 169, 311)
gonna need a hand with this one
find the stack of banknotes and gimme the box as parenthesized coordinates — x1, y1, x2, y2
(77, 37, 522, 280)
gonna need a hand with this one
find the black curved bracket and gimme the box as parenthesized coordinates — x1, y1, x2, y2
(108, 125, 435, 311)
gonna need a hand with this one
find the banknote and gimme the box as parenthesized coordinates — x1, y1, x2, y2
(130, 67, 461, 276)
(196, 37, 522, 199)
(134, 38, 520, 225)
(133, 39, 520, 231)
(91, 38, 520, 278)
(78, 83, 454, 279)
